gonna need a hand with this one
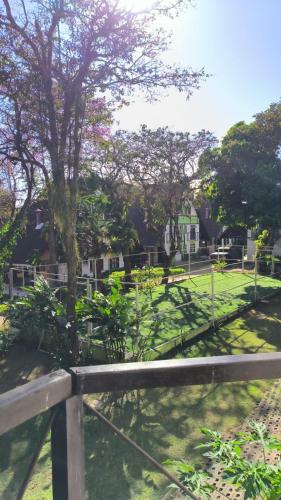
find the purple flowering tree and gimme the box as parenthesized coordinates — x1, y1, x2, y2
(0, 0, 206, 361)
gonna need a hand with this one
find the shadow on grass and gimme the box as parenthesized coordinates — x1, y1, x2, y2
(85, 377, 271, 499)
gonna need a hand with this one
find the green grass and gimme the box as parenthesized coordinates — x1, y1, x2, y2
(3, 294, 281, 499)
(135, 270, 281, 349)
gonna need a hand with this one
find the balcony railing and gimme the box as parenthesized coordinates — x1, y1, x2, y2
(1, 352, 281, 499)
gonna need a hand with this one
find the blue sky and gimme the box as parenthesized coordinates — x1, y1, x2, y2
(116, 0, 281, 140)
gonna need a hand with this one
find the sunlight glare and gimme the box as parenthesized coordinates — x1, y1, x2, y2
(119, 0, 158, 13)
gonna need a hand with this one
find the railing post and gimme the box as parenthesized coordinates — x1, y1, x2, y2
(211, 268, 215, 327)
(9, 268, 13, 299)
(94, 259, 98, 292)
(87, 280, 93, 335)
(51, 396, 85, 500)
(135, 283, 139, 312)
(254, 258, 258, 301)
(271, 255, 275, 275)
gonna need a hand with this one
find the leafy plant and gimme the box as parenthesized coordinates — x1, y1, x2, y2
(77, 280, 156, 363)
(163, 460, 214, 499)
(166, 421, 281, 499)
(213, 260, 227, 272)
(6, 277, 72, 365)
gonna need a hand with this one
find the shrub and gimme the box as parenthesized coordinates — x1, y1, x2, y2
(6, 277, 72, 365)
(0, 303, 8, 315)
(76, 282, 147, 362)
(213, 260, 227, 272)
(107, 265, 186, 287)
(169, 266, 185, 275)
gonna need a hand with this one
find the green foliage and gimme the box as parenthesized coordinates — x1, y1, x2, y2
(164, 460, 214, 498)
(5, 277, 72, 366)
(167, 421, 281, 499)
(198, 104, 281, 240)
(107, 266, 185, 287)
(212, 260, 227, 272)
(256, 230, 270, 250)
(0, 222, 24, 297)
(77, 176, 138, 260)
(170, 266, 186, 275)
(0, 303, 8, 315)
(76, 281, 150, 362)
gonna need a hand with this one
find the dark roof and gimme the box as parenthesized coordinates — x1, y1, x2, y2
(12, 201, 49, 263)
(220, 226, 247, 239)
(128, 204, 160, 247)
(196, 203, 223, 242)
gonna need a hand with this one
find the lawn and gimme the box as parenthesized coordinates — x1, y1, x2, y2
(2, 295, 281, 499)
(136, 270, 281, 350)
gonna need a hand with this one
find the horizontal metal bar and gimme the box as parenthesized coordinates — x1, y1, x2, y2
(71, 352, 281, 394)
(0, 370, 72, 436)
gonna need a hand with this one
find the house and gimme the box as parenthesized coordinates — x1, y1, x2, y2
(163, 202, 200, 262)
(196, 202, 223, 250)
(12, 198, 201, 278)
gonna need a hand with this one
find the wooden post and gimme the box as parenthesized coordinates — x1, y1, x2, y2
(188, 250, 191, 278)
(33, 266, 37, 286)
(51, 396, 85, 500)
(242, 245, 245, 273)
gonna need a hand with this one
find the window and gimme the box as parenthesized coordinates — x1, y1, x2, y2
(190, 225, 196, 240)
(190, 241, 196, 253)
(89, 259, 94, 274)
(109, 257, 119, 270)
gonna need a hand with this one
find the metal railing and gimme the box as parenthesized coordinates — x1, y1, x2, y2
(1, 352, 281, 499)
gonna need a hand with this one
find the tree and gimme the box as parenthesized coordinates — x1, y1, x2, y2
(0, 96, 35, 268)
(77, 174, 137, 261)
(0, 0, 206, 360)
(107, 126, 216, 269)
(198, 102, 281, 243)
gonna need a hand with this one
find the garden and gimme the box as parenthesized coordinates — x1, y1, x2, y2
(2, 294, 281, 499)
(2, 260, 281, 365)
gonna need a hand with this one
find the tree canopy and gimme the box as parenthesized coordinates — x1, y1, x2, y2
(198, 102, 281, 241)
(0, 0, 206, 358)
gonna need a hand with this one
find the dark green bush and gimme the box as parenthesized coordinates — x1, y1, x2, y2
(6, 277, 72, 365)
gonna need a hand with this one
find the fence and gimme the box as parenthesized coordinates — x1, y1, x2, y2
(1, 352, 281, 499)
(4, 254, 281, 361)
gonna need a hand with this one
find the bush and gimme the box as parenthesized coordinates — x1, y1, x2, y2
(169, 266, 185, 275)
(213, 260, 227, 272)
(0, 303, 8, 315)
(76, 282, 149, 362)
(107, 265, 185, 287)
(6, 277, 72, 365)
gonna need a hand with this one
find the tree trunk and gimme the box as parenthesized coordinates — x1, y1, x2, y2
(47, 189, 57, 266)
(64, 212, 80, 363)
